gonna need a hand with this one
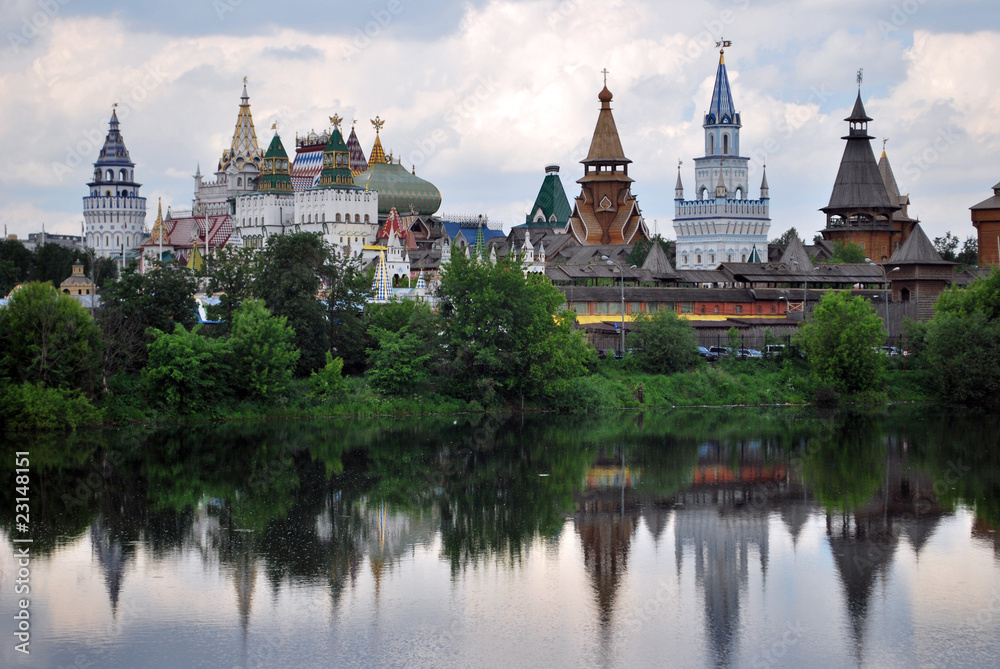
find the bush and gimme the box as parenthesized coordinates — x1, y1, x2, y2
(311, 352, 348, 398)
(628, 310, 700, 374)
(1, 381, 102, 432)
(229, 299, 300, 400)
(143, 324, 230, 413)
(795, 291, 886, 394)
(366, 326, 433, 395)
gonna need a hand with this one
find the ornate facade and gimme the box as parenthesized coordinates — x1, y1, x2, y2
(673, 46, 769, 270)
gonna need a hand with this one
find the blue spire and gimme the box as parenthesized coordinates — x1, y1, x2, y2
(706, 49, 738, 126)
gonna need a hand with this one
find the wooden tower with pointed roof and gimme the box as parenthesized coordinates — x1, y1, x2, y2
(887, 223, 954, 320)
(971, 180, 1000, 267)
(564, 81, 649, 245)
(819, 89, 908, 260)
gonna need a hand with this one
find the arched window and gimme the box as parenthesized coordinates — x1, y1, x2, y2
(355, 214, 360, 223)
(713, 305, 719, 314)
(119, 169, 128, 181)
(364, 214, 370, 223)
(308, 214, 312, 223)
(682, 255, 688, 265)
(709, 135, 715, 154)
(723, 134, 729, 154)
(696, 254, 702, 264)
(104, 234, 111, 247)
(741, 254, 747, 262)
(106, 169, 114, 181)
(336, 213, 342, 222)
(237, 177, 243, 187)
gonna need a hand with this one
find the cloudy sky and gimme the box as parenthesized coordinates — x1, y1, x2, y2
(3, 0, 999, 246)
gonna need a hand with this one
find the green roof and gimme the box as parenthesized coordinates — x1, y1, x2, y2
(264, 134, 289, 159)
(316, 128, 357, 189)
(354, 161, 442, 216)
(525, 170, 572, 226)
(260, 134, 293, 193)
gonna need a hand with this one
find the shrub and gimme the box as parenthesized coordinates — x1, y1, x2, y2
(229, 299, 300, 400)
(628, 310, 700, 375)
(1, 381, 102, 432)
(311, 352, 348, 398)
(142, 324, 230, 413)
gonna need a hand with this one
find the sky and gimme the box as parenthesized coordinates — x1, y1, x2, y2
(3, 0, 1000, 246)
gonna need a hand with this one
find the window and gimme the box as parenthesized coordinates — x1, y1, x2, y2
(336, 213, 342, 222)
(355, 214, 361, 223)
(741, 254, 747, 262)
(574, 303, 589, 315)
(364, 214, 370, 223)
(709, 254, 715, 264)
(701, 305, 706, 314)
(723, 134, 729, 154)
(728, 254, 733, 262)
(680, 302, 693, 314)
(735, 305, 743, 314)
(714, 305, 719, 314)
(628, 302, 640, 313)
(697, 254, 702, 264)
(710, 135, 715, 154)
(647, 303, 658, 314)
(597, 302, 610, 315)
(608, 302, 622, 315)
(683, 255, 689, 265)
(771, 305, 776, 314)
(757, 305, 762, 314)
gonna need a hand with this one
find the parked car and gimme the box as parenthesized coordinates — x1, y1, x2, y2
(881, 346, 903, 356)
(737, 347, 763, 359)
(708, 346, 730, 357)
(698, 346, 719, 362)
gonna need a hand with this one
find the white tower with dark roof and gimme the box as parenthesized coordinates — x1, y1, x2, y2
(83, 108, 147, 259)
(673, 45, 770, 270)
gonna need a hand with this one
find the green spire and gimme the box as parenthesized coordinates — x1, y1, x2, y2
(474, 222, 486, 260)
(315, 119, 357, 189)
(259, 133, 293, 193)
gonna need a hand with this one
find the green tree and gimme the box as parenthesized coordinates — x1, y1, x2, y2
(142, 323, 230, 413)
(366, 326, 433, 395)
(98, 264, 198, 381)
(794, 290, 886, 394)
(0, 239, 34, 295)
(311, 352, 348, 398)
(33, 243, 88, 287)
(202, 245, 258, 328)
(0, 281, 101, 394)
(933, 232, 960, 262)
(828, 240, 867, 264)
(438, 251, 593, 405)
(920, 268, 1000, 402)
(228, 299, 300, 400)
(771, 227, 803, 246)
(628, 309, 700, 374)
(321, 250, 372, 375)
(957, 235, 978, 267)
(254, 233, 330, 376)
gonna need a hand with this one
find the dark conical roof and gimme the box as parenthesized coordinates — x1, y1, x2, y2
(706, 50, 738, 125)
(641, 239, 677, 279)
(888, 224, 952, 264)
(822, 94, 898, 214)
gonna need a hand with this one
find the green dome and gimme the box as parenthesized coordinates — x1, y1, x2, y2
(354, 161, 441, 216)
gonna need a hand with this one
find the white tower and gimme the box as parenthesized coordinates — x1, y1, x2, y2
(83, 108, 147, 259)
(673, 44, 770, 269)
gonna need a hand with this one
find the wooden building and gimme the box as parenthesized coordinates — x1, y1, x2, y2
(885, 224, 954, 321)
(971, 180, 1000, 267)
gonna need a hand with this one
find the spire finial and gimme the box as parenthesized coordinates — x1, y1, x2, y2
(856, 68, 863, 89)
(243, 76, 248, 85)
(881, 137, 888, 157)
(272, 120, 278, 132)
(601, 68, 609, 86)
(329, 114, 343, 130)
(715, 38, 731, 63)
(371, 115, 385, 134)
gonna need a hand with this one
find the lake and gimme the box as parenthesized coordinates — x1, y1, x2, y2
(1, 406, 998, 668)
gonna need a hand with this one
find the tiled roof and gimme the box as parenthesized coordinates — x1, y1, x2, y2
(888, 224, 951, 264)
(291, 146, 324, 191)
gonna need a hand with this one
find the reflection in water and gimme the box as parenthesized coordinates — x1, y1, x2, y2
(2, 408, 1000, 668)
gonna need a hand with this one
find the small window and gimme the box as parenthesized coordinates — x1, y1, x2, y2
(714, 305, 719, 314)
(735, 305, 743, 314)
(697, 254, 702, 264)
(756, 305, 762, 314)
(681, 302, 693, 314)
(701, 305, 706, 314)
(709, 254, 715, 264)
(771, 305, 776, 314)
(628, 302, 640, 313)
(574, 303, 589, 315)
(741, 254, 747, 262)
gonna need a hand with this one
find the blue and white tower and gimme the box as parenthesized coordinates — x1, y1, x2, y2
(673, 44, 770, 269)
(83, 108, 147, 259)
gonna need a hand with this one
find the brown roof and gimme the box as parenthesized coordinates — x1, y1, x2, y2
(583, 87, 630, 164)
(640, 240, 677, 279)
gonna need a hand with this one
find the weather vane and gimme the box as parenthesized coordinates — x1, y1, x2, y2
(856, 68, 863, 87)
(882, 137, 888, 152)
(601, 68, 609, 86)
(716, 38, 732, 49)
(271, 121, 278, 132)
(329, 114, 343, 129)
(371, 116, 385, 134)
(243, 76, 248, 85)
(678, 159, 682, 169)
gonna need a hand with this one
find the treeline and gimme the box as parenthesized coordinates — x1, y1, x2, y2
(0, 238, 119, 295)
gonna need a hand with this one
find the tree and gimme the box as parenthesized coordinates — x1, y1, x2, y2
(142, 323, 230, 413)
(933, 232, 960, 262)
(366, 326, 433, 395)
(320, 250, 372, 375)
(771, 227, 803, 246)
(254, 233, 330, 376)
(98, 264, 198, 381)
(628, 309, 700, 374)
(920, 268, 1000, 402)
(202, 245, 258, 328)
(0, 282, 101, 394)
(957, 235, 978, 267)
(828, 241, 867, 264)
(0, 239, 34, 295)
(228, 299, 300, 400)
(794, 290, 886, 394)
(438, 251, 594, 405)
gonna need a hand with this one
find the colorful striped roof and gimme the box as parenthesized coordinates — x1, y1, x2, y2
(368, 133, 387, 170)
(291, 146, 324, 191)
(347, 124, 368, 176)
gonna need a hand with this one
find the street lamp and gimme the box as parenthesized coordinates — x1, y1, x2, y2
(866, 258, 900, 344)
(602, 255, 637, 356)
